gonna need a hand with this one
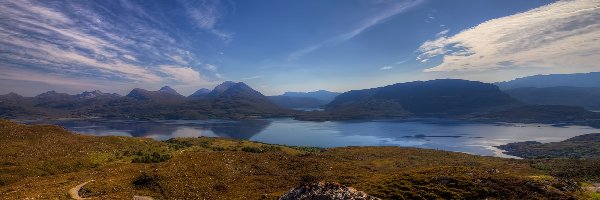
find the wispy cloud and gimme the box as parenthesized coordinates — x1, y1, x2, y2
(0, 0, 229, 94)
(240, 75, 263, 81)
(380, 66, 393, 70)
(288, 0, 424, 61)
(395, 59, 409, 65)
(159, 65, 207, 84)
(417, 0, 600, 73)
(204, 64, 218, 71)
(181, 0, 233, 42)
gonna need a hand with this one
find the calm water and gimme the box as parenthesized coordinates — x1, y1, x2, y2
(23, 118, 599, 158)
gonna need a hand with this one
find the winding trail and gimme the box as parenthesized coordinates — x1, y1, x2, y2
(69, 180, 92, 200)
(586, 183, 600, 193)
(68, 180, 155, 200)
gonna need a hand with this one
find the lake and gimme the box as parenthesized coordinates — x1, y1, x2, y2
(23, 118, 599, 158)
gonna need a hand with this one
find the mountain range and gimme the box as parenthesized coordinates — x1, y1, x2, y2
(281, 90, 340, 103)
(1, 78, 599, 127)
(266, 90, 340, 110)
(495, 72, 600, 89)
(0, 81, 289, 119)
(494, 72, 600, 110)
(504, 86, 600, 110)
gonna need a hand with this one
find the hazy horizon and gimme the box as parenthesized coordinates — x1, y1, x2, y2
(1, 0, 599, 96)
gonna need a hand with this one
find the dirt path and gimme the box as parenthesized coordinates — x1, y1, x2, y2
(69, 180, 92, 200)
(68, 180, 155, 200)
(586, 183, 600, 193)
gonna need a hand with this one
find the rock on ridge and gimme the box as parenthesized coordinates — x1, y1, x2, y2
(279, 182, 380, 200)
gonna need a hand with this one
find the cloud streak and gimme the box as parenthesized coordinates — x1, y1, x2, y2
(380, 66, 393, 70)
(417, 0, 600, 73)
(0, 0, 230, 94)
(288, 0, 424, 61)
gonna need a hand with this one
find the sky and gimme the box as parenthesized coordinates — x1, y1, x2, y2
(0, 0, 599, 96)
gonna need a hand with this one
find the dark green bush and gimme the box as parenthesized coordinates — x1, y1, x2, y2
(241, 145, 281, 153)
(132, 152, 171, 163)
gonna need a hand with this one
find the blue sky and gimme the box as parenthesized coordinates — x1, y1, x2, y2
(0, 0, 598, 96)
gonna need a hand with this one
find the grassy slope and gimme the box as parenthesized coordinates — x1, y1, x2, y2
(0, 119, 594, 199)
(497, 133, 600, 185)
(497, 133, 600, 159)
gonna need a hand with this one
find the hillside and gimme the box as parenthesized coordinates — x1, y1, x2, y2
(474, 105, 600, 128)
(267, 96, 327, 109)
(496, 72, 600, 89)
(207, 82, 289, 117)
(282, 90, 340, 103)
(497, 133, 600, 159)
(324, 79, 518, 118)
(504, 87, 600, 110)
(0, 119, 596, 199)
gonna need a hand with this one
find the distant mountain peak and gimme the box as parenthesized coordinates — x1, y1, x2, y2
(496, 72, 600, 89)
(126, 86, 184, 101)
(188, 88, 211, 98)
(158, 86, 181, 96)
(282, 90, 341, 103)
(207, 81, 243, 97)
(76, 90, 120, 99)
(0, 92, 23, 100)
(35, 90, 70, 98)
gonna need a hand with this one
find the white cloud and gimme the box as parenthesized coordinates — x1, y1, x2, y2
(204, 64, 218, 71)
(0, 67, 100, 89)
(380, 66, 393, 70)
(395, 59, 409, 65)
(436, 29, 449, 37)
(240, 75, 263, 81)
(182, 0, 233, 42)
(167, 54, 189, 65)
(288, 0, 424, 60)
(123, 54, 138, 61)
(417, 0, 600, 73)
(159, 65, 206, 84)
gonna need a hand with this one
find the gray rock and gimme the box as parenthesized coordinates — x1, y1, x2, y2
(279, 182, 380, 200)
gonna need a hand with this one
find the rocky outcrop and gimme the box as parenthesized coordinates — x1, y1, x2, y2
(279, 182, 380, 200)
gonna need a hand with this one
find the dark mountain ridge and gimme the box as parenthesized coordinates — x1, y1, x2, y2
(267, 96, 327, 109)
(126, 86, 185, 101)
(188, 88, 211, 98)
(495, 72, 600, 89)
(2, 79, 599, 127)
(327, 79, 518, 115)
(504, 86, 600, 110)
(205, 82, 288, 116)
(282, 90, 340, 103)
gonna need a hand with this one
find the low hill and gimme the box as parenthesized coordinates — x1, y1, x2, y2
(267, 96, 327, 109)
(497, 133, 600, 159)
(504, 87, 600, 110)
(474, 105, 600, 127)
(282, 90, 340, 103)
(126, 86, 185, 102)
(496, 72, 600, 89)
(0, 119, 593, 199)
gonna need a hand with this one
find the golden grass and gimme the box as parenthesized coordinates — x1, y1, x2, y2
(0, 119, 590, 199)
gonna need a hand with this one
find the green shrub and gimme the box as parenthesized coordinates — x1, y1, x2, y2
(132, 152, 172, 163)
(241, 146, 264, 153)
(241, 145, 281, 153)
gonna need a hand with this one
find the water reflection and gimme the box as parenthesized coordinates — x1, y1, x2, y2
(32, 119, 272, 140)
(210, 120, 272, 139)
(24, 118, 599, 157)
